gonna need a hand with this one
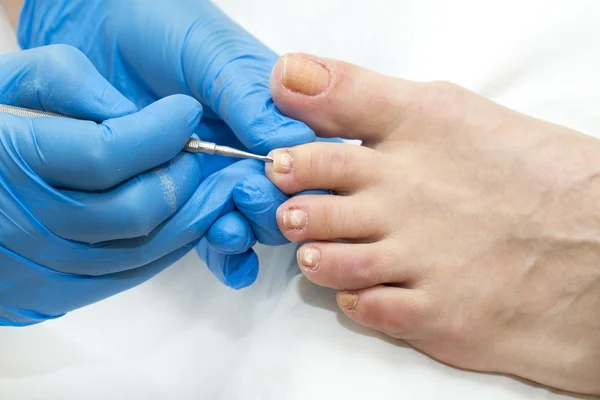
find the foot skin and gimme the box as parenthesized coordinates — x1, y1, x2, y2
(265, 53, 600, 395)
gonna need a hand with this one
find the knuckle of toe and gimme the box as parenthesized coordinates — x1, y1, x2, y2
(321, 149, 339, 183)
(337, 252, 372, 284)
(293, 147, 315, 187)
(345, 204, 369, 236)
(324, 204, 349, 238)
(336, 149, 360, 184)
(302, 144, 359, 189)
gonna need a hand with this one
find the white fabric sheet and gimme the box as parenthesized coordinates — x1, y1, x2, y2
(1, 1, 599, 398)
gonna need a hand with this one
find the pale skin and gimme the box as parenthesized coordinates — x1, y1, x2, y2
(2, 0, 20, 29)
(266, 53, 600, 395)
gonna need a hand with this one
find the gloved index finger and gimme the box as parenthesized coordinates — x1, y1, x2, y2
(181, 2, 316, 154)
(0, 44, 137, 121)
(16, 95, 202, 191)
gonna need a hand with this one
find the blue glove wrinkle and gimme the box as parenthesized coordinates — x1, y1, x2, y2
(233, 173, 289, 246)
(113, 52, 159, 109)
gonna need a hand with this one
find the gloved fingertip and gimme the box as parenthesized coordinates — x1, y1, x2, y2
(105, 94, 202, 156)
(207, 212, 256, 255)
(233, 175, 289, 246)
(0, 308, 65, 327)
(157, 94, 203, 125)
(196, 240, 259, 289)
(226, 253, 259, 290)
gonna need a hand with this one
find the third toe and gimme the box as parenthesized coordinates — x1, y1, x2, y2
(276, 194, 384, 242)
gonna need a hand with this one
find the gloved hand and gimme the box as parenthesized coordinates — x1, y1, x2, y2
(18, 0, 317, 288)
(0, 45, 270, 325)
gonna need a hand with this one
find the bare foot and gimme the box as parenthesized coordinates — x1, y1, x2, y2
(265, 53, 600, 395)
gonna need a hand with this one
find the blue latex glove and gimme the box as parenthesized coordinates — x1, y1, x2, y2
(0, 45, 271, 325)
(18, 0, 317, 289)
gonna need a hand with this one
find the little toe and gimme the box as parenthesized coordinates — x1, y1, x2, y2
(337, 286, 430, 340)
(297, 241, 421, 290)
(276, 194, 384, 242)
(266, 142, 383, 195)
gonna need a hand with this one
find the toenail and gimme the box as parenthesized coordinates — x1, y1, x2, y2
(298, 246, 320, 271)
(283, 208, 307, 230)
(338, 292, 359, 311)
(281, 54, 331, 96)
(270, 150, 293, 174)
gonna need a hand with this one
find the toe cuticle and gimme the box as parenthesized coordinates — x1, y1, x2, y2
(299, 246, 320, 271)
(338, 292, 359, 311)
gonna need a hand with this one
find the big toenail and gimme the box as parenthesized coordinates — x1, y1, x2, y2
(283, 208, 307, 230)
(281, 54, 331, 96)
(298, 246, 320, 271)
(338, 292, 359, 311)
(270, 150, 293, 174)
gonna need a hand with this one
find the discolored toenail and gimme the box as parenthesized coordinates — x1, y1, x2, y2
(281, 54, 331, 96)
(270, 150, 293, 174)
(338, 292, 359, 311)
(283, 208, 307, 230)
(298, 246, 320, 271)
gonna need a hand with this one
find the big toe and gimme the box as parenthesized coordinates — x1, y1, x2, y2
(270, 53, 418, 146)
